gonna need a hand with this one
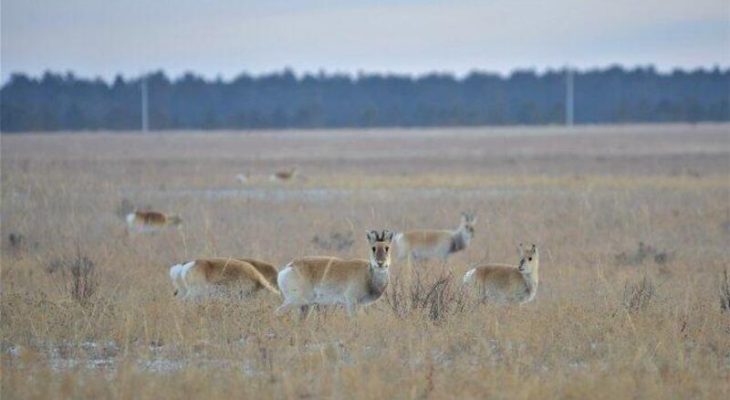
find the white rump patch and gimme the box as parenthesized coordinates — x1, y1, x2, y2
(169, 263, 183, 281)
(169, 261, 196, 299)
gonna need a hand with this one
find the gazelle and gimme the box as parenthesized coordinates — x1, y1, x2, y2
(235, 172, 251, 184)
(236, 257, 279, 290)
(170, 257, 280, 300)
(270, 167, 298, 182)
(463, 243, 539, 304)
(275, 230, 394, 319)
(394, 212, 476, 262)
(126, 211, 182, 233)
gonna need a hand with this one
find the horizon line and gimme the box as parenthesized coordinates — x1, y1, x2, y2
(3, 63, 730, 86)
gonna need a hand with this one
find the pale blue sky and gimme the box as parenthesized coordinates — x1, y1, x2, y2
(1, 0, 728, 82)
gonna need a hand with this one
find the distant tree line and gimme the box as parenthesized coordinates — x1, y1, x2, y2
(1, 66, 728, 132)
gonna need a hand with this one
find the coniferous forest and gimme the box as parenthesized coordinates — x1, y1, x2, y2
(1, 66, 728, 132)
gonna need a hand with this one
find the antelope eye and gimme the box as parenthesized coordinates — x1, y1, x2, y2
(528, 257, 533, 261)
(372, 247, 376, 252)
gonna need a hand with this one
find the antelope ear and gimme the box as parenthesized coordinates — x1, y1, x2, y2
(366, 230, 377, 243)
(518, 243, 524, 255)
(384, 230, 394, 242)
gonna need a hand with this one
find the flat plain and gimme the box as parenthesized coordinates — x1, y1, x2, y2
(2, 124, 729, 399)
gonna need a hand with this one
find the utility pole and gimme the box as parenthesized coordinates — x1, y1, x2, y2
(565, 67, 574, 126)
(141, 76, 149, 132)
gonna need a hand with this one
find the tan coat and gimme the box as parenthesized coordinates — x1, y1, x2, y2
(170, 257, 279, 300)
(126, 211, 181, 233)
(463, 244, 539, 304)
(276, 230, 394, 318)
(395, 212, 476, 261)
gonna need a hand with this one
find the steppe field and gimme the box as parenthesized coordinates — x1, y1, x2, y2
(2, 124, 729, 399)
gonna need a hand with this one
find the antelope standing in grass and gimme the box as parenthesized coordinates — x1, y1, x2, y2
(270, 167, 298, 182)
(463, 243, 539, 304)
(394, 212, 476, 262)
(126, 211, 182, 233)
(236, 257, 279, 289)
(170, 257, 280, 300)
(275, 230, 393, 319)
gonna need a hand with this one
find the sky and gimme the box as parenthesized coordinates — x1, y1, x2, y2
(1, 0, 728, 82)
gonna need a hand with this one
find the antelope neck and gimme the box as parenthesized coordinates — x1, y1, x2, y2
(450, 229, 469, 253)
(366, 263, 390, 300)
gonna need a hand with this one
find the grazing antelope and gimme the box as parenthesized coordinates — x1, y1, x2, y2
(126, 211, 182, 233)
(275, 230, 394, 319)
(169, 257, 280, 300)
(270, 167, 298, 182)
(463, 243, 539, 304)
(394, 212, 476, 262)
(236, 257, 279, 290)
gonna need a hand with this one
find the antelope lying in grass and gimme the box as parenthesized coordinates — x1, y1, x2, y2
(394, 212, 476, 262)
(170, 257, 280, 300)
(275, 230, 393, 319)
(463, 243, 539, 304)
(270, 167, 298, 182)
(126, 211, 182, 233)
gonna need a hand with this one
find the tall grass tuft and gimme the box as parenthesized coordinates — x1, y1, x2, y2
(720, 269, 730, 313)
(47, 248, 98, 304)
(386, 269, 467, 321)
(623, 275, 655, 313)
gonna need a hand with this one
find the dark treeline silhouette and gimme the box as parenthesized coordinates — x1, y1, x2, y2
(1, 66, 728, 132)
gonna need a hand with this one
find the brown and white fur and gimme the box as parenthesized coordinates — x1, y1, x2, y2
(463, 243, 539, 304)
(275, 230, 393, 319)
(394, 212, 476, 262)
(270, 167, 298, 182)
(170, 257, 280, 300)
(126, 211, 182, 234)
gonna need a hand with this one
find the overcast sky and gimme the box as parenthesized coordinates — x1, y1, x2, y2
(2, 0, 728, 82)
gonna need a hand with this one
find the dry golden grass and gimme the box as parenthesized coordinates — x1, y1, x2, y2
(2, 124, 730, 399)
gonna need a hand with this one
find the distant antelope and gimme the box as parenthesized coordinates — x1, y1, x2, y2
(235, 172, 251, 184)
(169, 257, 280, 300)
(463, 243, 539, 304)
(126, 211, 182, 233)
(270, 167, 298, 182)
(275, 229, 394, 319)
(394, 212, 476, 262)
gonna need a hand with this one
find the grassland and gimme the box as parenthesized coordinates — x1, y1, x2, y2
(2, 124, 729, 399)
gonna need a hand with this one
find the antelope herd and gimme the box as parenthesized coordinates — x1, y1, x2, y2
(140, 203, 539, 318)
(123, 165, 540, 317)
